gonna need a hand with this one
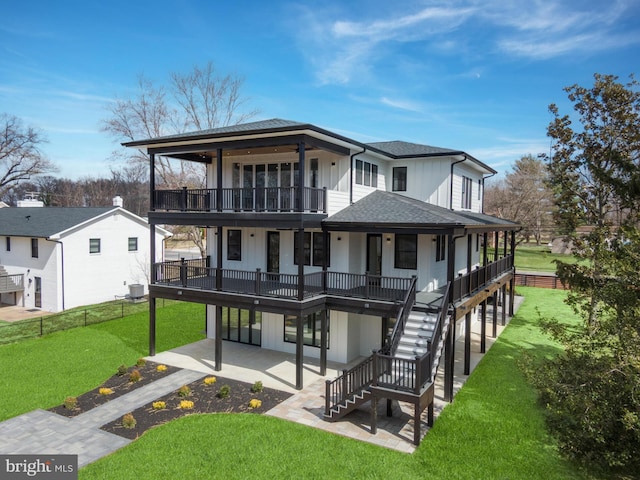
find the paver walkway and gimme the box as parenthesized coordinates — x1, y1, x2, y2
(0, 369, 205, 467)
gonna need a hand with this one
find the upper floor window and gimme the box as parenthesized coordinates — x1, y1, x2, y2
(227, 230, 241, 261)
(436, 235, 446, 262)
(128, 237, 138, 252)
(90, 238, 101, 254)
(31, 238, 38, 258)
(393, 167, 407, 191)
(5, 236, 10, 252)
(394, 234, 417, 269)
(462, 176, 473, 209)
(355, 160, 378, 187)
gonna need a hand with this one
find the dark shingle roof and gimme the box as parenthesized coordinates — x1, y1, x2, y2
(0, 207, 115, 237)
(323, 191, 519, 231)
(365, 141, 462, 157)
(124, 119, 312, 146)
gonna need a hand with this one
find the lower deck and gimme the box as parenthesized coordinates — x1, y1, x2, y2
(147, 293, 520, 451)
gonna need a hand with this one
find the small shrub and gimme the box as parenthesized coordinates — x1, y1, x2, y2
(156, 364, 168, 372)
(217, 385, 231, 399)
(152, 401, 166, 410)
(179, 400, 194, 410)
(116, 364, 128, 376)
(63, 396, 77, 410)
(122, 413, 136, 429)
(99, 387, 114, 396)
(251, 381, 263, 393)
(136, 358, 147, 367)
(204, 376, 217, 385)
(248, 398, 262, 409)
(129, 369, 141, 382)
(178, 385, 191, 397)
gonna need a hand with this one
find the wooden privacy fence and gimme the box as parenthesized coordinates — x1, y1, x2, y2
(514, 272, 568, 290)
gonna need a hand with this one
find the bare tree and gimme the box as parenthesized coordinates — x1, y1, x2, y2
(484, 154, 554, 244)
(102, 61, 258, 188)
(102, 61, 258, 257)
(0, 114, 57, 197)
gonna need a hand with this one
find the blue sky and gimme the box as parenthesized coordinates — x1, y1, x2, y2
(1, 0, 638, 179)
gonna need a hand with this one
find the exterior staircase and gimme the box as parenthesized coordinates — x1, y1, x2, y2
(0, 265, 23, 294)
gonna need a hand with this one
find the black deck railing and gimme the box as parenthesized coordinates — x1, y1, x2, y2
(153, 186, 327, 213)
(325, 355, 376, 416)
(0, 274, 24, 293)
(451, 255, 514, 304)
(152, 259, 413, 302)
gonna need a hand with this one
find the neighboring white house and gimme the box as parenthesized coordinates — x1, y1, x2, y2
(0, 202, 171, 312)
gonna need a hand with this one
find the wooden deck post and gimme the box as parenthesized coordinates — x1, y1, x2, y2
(501, 284, 507, 326)
(320, 309, 327, 376)
(492, 290, 498, 337)
(464, 311, 471, 375)
(480, 300, 487, 353)
(215, 305, 222, 371)
(149, 296, 156, 356)
(296, 315, 303, 389)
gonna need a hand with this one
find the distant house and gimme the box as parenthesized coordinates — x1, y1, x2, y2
(0, 202, 171, 312)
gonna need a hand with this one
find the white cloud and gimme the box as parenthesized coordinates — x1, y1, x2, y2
(380, 96, 423, 112)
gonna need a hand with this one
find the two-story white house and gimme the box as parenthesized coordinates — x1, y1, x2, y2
(125, 118, 519, 444)
(0, 202, 171, 312)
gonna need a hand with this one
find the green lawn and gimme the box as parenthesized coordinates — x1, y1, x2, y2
(79, 288, 596, 480)
(0, 301, 205, 421)
(515, 245, 585, 272)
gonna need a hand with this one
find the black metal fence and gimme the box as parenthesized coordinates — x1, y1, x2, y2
(0, 298, 173, 346)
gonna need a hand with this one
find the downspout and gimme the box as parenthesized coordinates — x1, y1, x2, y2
(46, 238, 65, 311)
(350, 147, 366, 205)
(481, 172, 496, 213)
(449, 156, 467, 210)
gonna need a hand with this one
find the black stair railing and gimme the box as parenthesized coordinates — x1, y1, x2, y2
(325, 354, 375, 417)
(382, 275, 417, 355)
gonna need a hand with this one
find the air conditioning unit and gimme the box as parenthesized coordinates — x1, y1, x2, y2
(128, 284, 145, 302)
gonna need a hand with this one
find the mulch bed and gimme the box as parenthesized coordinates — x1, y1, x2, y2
(48, 360, 292, 440)
(49, 361, 181, 418)
(100, 376, 292, 440)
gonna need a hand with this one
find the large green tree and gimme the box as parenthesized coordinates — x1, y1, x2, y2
(529, 74, 640, 472)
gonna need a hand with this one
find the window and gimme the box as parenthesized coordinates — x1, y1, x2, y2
(128, 237, 138, 252)
(355, 160, 363, 185)
(31, 238, 38, 258)
(355, 159, 378, 187)
(462, 176, 473, 209)
(295, 232, 330, 266)
(312, 232, 330, 267)
(478, 179, 482, 200)
(284, 311, 329, 348)
(436, 235, 446, 262)
(393, 167, 407, 191)
(394, 234, 417, 269)
(89, 238, 101, 254)
(5, 237, 10, 252)
(227, 230, 241, 261)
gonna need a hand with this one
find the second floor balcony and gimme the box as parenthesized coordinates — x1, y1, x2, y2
(153, 186, 327, 214)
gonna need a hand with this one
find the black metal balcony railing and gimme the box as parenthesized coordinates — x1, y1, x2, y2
(152, 259, 412, 302)
(153, 187, 327, 213)
(451, 255, 514, 304)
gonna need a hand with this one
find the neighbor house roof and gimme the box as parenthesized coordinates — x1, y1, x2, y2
(0, 207, 116, 238)
(0, 207, 172, 239)
(323, 191, 518, 233)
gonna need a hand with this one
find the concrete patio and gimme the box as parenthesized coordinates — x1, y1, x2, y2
(149, 295, 522, 453)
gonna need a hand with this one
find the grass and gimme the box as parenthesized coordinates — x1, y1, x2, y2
(0, 298, 181, 345)
(79, 287, 595, 480)
(0, 301, 205, 421)
(515, 245, 586, 272)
